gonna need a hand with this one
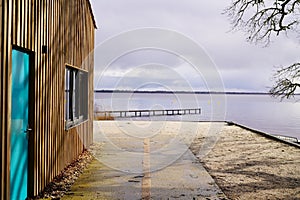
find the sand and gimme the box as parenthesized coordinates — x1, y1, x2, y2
(190, 123, 300, 200)
(42, 120, 300, 199)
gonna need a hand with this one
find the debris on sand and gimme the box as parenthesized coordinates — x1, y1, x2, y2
(31, 150, 94, 199)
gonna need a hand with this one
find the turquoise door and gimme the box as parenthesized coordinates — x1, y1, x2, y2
(10, 49, 30, 200)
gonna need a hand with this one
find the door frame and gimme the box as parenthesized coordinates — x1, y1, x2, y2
(11, 45, 35, 198)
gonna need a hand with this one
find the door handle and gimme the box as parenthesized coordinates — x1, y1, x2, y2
(24, 127, 32, 133)
(24, 126, 32, 139)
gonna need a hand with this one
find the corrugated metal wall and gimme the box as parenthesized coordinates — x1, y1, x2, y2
(0, 0, 95, 198)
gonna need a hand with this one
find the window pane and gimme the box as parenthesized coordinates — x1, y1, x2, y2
(65, 65, 89, 129)
(72, 71, 76, 120)
(65, 69, 70, 121)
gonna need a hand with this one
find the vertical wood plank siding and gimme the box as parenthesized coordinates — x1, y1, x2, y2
(0, 0, 96, 198)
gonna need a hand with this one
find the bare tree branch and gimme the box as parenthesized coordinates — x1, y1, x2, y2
(270, 63, 300, 99)
(225, 0, 300, 45)
(225, 0, 300, 99)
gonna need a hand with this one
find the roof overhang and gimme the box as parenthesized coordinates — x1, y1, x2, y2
(87, 0, 97, 29)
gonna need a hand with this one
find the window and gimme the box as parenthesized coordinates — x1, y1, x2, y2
(65, 65, 88, 129)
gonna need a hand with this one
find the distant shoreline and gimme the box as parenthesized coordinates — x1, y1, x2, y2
(94, 90, 271, 95)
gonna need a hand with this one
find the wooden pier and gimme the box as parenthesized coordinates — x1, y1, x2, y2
(95, 108, 201, 118)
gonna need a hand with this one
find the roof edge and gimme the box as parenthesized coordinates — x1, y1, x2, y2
(87, 0, 97, 29)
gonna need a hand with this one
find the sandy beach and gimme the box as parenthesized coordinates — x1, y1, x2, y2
(48, 120, 300, 199)
(91, 120, 300, 199)
(190, 123, 300, 199)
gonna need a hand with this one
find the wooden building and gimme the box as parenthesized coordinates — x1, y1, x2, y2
(0, 0, 96, 199)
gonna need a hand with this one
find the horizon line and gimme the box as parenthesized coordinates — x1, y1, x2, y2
(94, 89, 272, 95)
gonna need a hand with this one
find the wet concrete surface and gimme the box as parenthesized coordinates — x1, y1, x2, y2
(62, 121, 227, 200)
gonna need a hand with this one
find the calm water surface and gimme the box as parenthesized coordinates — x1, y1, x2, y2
(94, 92, 300, 139)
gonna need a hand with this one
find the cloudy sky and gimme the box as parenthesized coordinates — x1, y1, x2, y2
(89, 0, 299, 92)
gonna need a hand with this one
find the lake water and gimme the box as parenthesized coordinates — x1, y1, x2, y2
(94, 92, 300, 139)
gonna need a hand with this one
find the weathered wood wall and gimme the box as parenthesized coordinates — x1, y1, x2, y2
(0, 0, 96, 198)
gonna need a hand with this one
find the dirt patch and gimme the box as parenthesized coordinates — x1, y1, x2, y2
(190, 124, 300, 199)
(31, 150, 94, 199)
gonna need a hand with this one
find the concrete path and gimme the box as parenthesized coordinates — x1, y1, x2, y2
(62, 121, 227, 200)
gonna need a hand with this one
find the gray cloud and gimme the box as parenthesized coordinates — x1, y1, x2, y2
(90, 0, 299, 92)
